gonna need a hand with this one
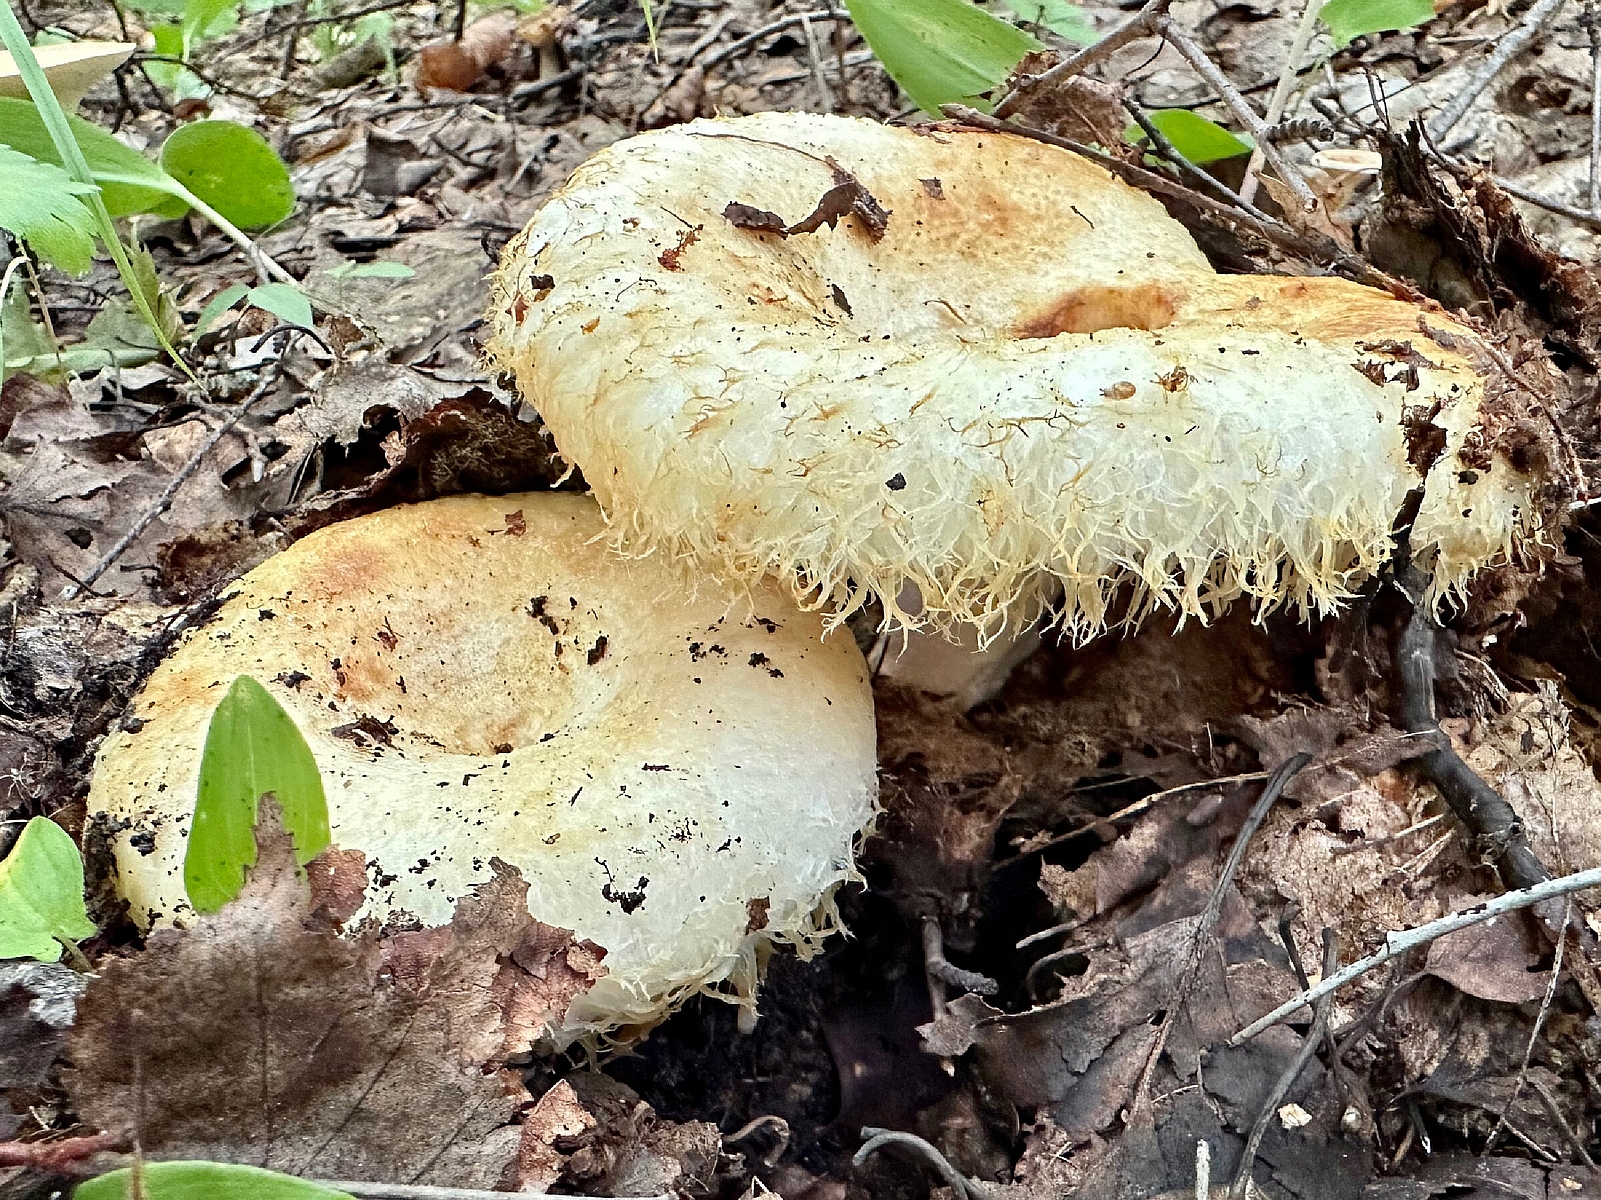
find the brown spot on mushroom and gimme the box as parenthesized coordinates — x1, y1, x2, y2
(1016, 284, 1181, 338)
(745, 897, 770, 932)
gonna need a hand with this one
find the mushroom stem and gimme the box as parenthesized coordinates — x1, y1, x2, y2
(872, 585, 1045, 709)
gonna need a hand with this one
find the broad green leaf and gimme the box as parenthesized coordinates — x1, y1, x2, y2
(160, 120, 294, 229)
(1319, 0, 1433, 45)
(0, 817, 96, 962)
(245, 282, 312, 327)
(0, 144, 97, 273)
(325, 258, 414, 278)
(186, 676, 329, 913)
(1009, 0, 1098, 44)
(1126, 108, 1252, 163)
(194, 281, 249, 333)
(0, 96, 186, 219)
(845, 0, 1040, 117)
(77, 1162, 355, 1200)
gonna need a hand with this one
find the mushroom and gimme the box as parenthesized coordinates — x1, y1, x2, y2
(88, 493, 877, 1041)
(487, 112, 1562, 653)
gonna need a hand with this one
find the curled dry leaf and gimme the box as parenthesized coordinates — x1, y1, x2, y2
(415, 10, 518, 93)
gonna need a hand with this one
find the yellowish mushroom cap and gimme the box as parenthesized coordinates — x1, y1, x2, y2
(487, 112, 1561, 642)
(88, 493, 877, 1042)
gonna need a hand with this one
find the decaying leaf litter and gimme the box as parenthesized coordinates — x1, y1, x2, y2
(4, 0, 1601, 1196)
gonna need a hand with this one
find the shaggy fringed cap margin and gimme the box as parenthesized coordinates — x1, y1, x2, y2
(487, 112, 1565, 642)
(87, 493, 877, 1044)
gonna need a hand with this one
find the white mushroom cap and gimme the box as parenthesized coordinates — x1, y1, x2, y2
(487, 112, 1559, 642)
(88, 493, 877, 1041)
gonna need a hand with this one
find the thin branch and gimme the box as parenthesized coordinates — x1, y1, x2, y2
(1230, 863, 1601, 1044)
(854, 1128, 986, 1200)
(1231, 930, 1338, 1196)
(1587, 1, 1600, 214)
(1239, 0, 1325, 204)
(59, 368, 280, 602)
(993, 0, 1173, 118)
(1156, 17, 1319, 211)
(1427, 0, 1569, 141)
(701, 9, 842, 69)
(945, 106, 1397, 289)
(320, 1186, 672, 1200)
(1132, 753, 1313, 1106)
(1124, 97, 1279, 223)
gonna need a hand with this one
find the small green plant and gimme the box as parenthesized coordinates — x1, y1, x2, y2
(1318, 0, 1433, 45)
(185, 675, 330, 914)
(77, 1161, 355, 1200)
(0, 816, 97, 963)
(844, 0, 1042, 117)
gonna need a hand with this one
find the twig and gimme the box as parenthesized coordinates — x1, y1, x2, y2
(854, 1127, 985, 1200)
(1532, 1078, 1599, 1170)
(1239, 0, 1325, 204)
(1397, 598, 1553, 896)
(701, 10, 841, 69)
(1427, 0, 1569, 141)
(1586, 1, 1600, 214)
(798, 12, 833, 113)
(1132, 752, 1313, 1106)
(1156, 17, 1319, 211)
(320, 1186, 671, 1200)
(993, 0, 1173, 119)
(1124, 97, 1279, 223)
(994, 769, 1271, 869)
(1195, 1141, 1211, 1200)
(228, 0, 418, 55)
(1231, 930, 1338, 1196)
(1488, 172, 1601, 232)
(0, 1132, 123, 1171)
(1231, 863, 1601, 1044)
(1485, 894, 1573, 1154)
(922, 915, 998, 1000)
(59, 368, 279, 602)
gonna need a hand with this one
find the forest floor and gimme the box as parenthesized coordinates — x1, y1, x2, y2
(5, 0, 1601, 1198)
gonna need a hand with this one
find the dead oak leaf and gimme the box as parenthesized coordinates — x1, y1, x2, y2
(65, 802, 602, 1189)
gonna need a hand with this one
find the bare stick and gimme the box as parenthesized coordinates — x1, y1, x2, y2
(855, 1127, 985, 1200)
(922, 915, 998, 1000)
(1231, 863, 1601, 1044)
(1231, 931, 1338, 1196)
(1586, 1, 1600, 214)
(1133, 753, 1312, 1105)
(1239, 0, 1325, 204)
(1485, 894, 1572, 1154)
(993, 0, 1172, 118)
(1157, 18, 1319, 211)
(59, 369, 278, 601)
(1428, 0, 1569, 141)
(702, 10, 839, 68)
(1125, 98, 1279, 223)
(321, 1185, 670, 1200)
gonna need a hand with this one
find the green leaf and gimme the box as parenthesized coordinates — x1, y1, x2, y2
(1125, 108, 1252, 163)
(845, 0, 1040, 117)
(0, 96, 187, 219)
(1319, 0, 1433, 45)
(186, 676, 330, 914)
(324, 258, 414, 279)
(77, 1162, 355, 1200)
(194, 281, 249, 333)
(160, 120, 295, 230)
(1009, 0, 1098, 44)
(0, 817, 96, 962)
(183, 0, 242, 48)
(0, 144, 97, 274)
(245, 282, 312, 327)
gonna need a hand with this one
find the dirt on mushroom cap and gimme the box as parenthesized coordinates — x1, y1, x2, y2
(87, 492, 878, 1042)
(487, 112, 1566, 642)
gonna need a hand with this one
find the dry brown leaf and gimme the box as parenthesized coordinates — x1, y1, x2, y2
(415, 11, 518, 93)
(64, 801, 602, 1188)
